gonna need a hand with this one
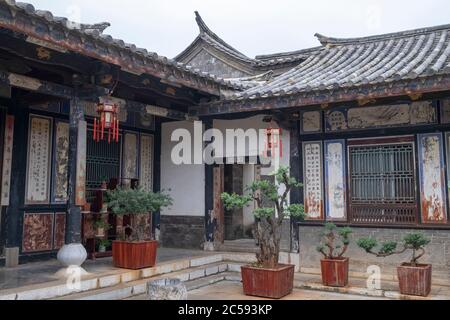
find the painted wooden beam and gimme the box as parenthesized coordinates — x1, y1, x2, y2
(0, 70, 189, 121)
(190, 75, 450, 116)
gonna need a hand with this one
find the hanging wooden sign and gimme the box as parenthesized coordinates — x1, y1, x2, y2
(1, 115, 14, 206)
(303, 141, 324, 220)
(139, 134, 154, 192)
(75, 120, 87, 206)
(25, 115, 52, 204)
(418, 133, 447, 224)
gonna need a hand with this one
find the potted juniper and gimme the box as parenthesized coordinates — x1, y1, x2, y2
(106, 187, 172, 270)
(316, 223, 352, 287)
(357, 232, 431, 296)
(221, 166, 305, 299)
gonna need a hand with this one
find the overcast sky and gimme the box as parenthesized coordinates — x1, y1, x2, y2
(28, 0, 450, 59)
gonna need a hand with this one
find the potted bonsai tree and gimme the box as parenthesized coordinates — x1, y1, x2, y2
(357, 232, 431, 296)
(316, 223, 352, 287)
(106, 187, 172, 270)
(221, 166, 305, 299)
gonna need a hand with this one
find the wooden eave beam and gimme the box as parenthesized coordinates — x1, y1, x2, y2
(190, 75, 450, 116)
(0, 70, 188, 121)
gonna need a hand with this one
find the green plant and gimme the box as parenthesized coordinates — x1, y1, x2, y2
(357, 232, 430, 267)
(98, 239, 111, 248)
(316, 223, 352, 259)
(93, 219, 110, 231)
(106, 187, 172, 241)
(221, 166, 305, 269)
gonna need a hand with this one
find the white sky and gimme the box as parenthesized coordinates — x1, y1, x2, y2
(27, 0, 450, 59)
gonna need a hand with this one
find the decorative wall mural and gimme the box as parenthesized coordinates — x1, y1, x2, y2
(325, 102, 436, 132)
(22, 213, 53, 252)
(25, 115, 52, 204)
(140, 134, 154, 192)
(123, 133, 138, 184)
(300, 111, 322, 134)
(1, 115, 14, 206)
(303, 142, 323, 220)
(324, 140, 346, 220)
(54, 213, 66, 249)
(418, 133, 447, 224)
(53, 121, 69, 203)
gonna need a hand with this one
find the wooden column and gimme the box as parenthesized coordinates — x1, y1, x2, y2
(65, 96, 85, 244)
(204, 119, 215, 250)
(289, 120, 302, 253)
(152, 117, 162, 240)
(4, 102, 27, 250)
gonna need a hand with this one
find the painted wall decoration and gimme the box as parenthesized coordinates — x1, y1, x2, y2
(140, 134, 154, 192)
(25, 115, 52, 204)
(123, 132, 138, 183)
(22, 213, 53, 252)
(418, 133, 447, 224)
(303, 142, 324, 220)
(325, 102, 436, 132)
(53, 121, 69, 203)
(300, 111, 322, 134)
(440, 99, 450, 123)
(1, 115, 14, 206)
(324, 140, 346, 220)
(137, 110, 155, 130)
(75, 120, 87, 206)
(54, 213, 66, 249)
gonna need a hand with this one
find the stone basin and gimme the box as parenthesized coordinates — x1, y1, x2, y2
(147, 278, 187, 300)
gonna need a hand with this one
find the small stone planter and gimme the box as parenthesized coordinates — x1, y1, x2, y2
(147, 279, 187, 300)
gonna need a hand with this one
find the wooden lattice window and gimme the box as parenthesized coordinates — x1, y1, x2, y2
(348, 137, 418, 225)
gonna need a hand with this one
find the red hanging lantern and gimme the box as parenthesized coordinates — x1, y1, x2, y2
(93, 100, 119, 143)
(264, 127, 282, 159)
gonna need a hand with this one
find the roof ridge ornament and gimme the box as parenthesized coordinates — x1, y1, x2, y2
(78, 22, 111, 33)
(194, 11, 209, 34)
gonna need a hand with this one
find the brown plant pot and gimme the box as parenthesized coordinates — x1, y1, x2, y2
(397, 263, 432, 297)
(320, 257, 349, 287)
(112, 240, 158, 270)
(241, 264, 294, 299)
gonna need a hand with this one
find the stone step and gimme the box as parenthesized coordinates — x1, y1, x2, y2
(53, 262, 230, 300)
(0, 253, 227, 300)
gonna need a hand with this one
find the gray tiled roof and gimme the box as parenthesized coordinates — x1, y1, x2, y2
(1, 1, 245, 92)
(176, 11, 308, 68)
(232, 24, 450, 100)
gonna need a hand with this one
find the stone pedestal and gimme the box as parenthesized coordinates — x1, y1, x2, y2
(57, 243, 87, 267)
(147, 279, 187, 300)
(4, 247, 19, 268)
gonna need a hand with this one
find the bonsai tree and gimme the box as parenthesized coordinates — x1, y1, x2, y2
(221, 166, 305, 269)
(106, 187, 172, 241)
(316, 223, 353, 259)
(357, 232, 430, 267)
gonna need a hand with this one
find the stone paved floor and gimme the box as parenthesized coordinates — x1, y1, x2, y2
(187, 281, 389, 300)
(0, 247, 211, 290)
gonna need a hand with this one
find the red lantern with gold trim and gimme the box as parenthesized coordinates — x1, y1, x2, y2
(93, 100, 119, 143)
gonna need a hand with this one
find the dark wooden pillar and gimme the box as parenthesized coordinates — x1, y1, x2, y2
(5, 102, 27, 250)
(152, 117, 162, 240)
(204, 119, 215, 250)
(65, 96, 84, 244)
(289, 120, 302, 253)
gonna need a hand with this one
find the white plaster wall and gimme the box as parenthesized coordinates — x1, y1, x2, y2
(160, 121, 204, 217)
(214, 115, 291, 202)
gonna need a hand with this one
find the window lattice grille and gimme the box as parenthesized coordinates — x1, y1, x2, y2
(349, 143, 418, 224)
